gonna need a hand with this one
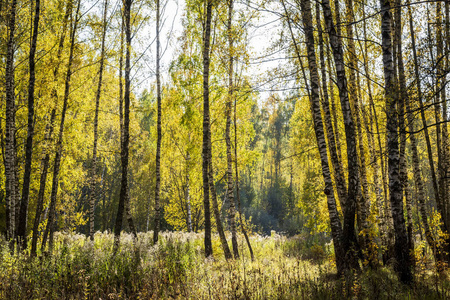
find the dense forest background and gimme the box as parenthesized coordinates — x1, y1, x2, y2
(1, 0, 450, 290)
(0, 0, 330, 241)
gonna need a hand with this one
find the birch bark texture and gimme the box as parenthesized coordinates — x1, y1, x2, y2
(202, 0, 213, 257)
(380, 0, 413, 283)
(226, 0, 239, 259)
(4, 0, 18, 243)
(300, 0, 345, 274)
(201, 0, 232, 259)
(321, 0, 361, 271)
(114, 0, 133, 248)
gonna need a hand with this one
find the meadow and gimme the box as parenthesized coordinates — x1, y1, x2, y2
(0, 231, 449, 299)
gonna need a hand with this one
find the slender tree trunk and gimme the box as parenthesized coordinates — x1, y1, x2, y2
(394, 0, 414, 265)
(185, 151, 192, 232)
(153, 0, 162, 245)
(228, 80, 254, 260)
(343, 0, 371, 257)
(14, 163, 20, 236)
(120, 7, 137, 240)
(415, 5, 442, 222)
(322, 0, 361, 271)
(380, 0, 412, 283)
(315, 1, 347, 210)
(31, 119, 55, 255)
(114, 0, 132, 249)
(42, 0, 81, 253)
(17, 0, 40, 249)
(446, 0, 450, 68)
(202, 0, 213, 258)
(365, 94, 384, 266)
(407, 0, 444, 263)
(332, 0, 343, 46)
(119, 13, 124, 147)
(31, 2, 71, 257)
(283, 0, 344, 271)
(116, 6, 136, 237)
(226, 0, 239, 259)
(89, 0, 108, 241)
(4, 0, 17, 244)
(360, 7, 392, 260)
(426, 5, 449, 245)
(300, 0, 345, 274)
(406, 83, 441, 263)
(436, 1, 450, 248)
(234, 69, 254, 262)
(208, 160, 232, 260)
(99, 164, 106, 229)
(326, 47, 344, 174)
(409, 0, 443, 238)
(444, 0, 450, 231)
(203, 11, 233, 259)
(359, 7, 388, 265)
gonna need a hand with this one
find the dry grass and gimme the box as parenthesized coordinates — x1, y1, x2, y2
(0, 231, 449, 299)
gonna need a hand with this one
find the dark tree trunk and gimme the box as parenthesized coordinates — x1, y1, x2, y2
(153, 0, 162, 245)
(42, 0, 81, 253)
(201, 0, 233, 259)
(226, 0, 239, 259)
(185, 151, 192, 232)
(299, 0, 346, 274)
(410, 4, 441, 240)
(326, 47, 344, 175)
(114, 0, 132, 249)
(343, 0, 370, 260)
(230, 74, 254, 260)
(89, 0, 109, 241)
(380, 0, 413, 283)
(31, 1, 71, 257)
(435, 0, 450, 256)
(4, 0, 17, 244)
(321, 0, 361, 272)
(234, 77, 253, 261)
(315, 0, 347, 212)
(17, 0, 40, 250)
(119, 12, 124, 147)
(359, 7, 384, 268)
(407, 0, 444, 264)
(394, 0, 414, 266)
(444, 0, 450, 233)
(202, 0, 213, 258)
(208, 161, 232, 260)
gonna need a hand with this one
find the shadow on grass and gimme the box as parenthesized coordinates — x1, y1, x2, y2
(302, 266, 450, 300)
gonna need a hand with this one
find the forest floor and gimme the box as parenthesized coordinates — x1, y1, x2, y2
(0, 231, 449, 299)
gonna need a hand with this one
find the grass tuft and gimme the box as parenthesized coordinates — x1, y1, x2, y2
(0, 231, 448, 299)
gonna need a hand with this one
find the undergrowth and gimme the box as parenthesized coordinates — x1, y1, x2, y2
(0, 231, 448, 299)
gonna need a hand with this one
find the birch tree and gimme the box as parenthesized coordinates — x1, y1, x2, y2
(4, 0, 17, 244)
(114, 0, 133, 248)
(89, 0, 109, 241)
(380, 0, 412, 283)
(17, 0, 41, 249)
(153, 0, 162, 245)
(42, 0, 81, 253)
